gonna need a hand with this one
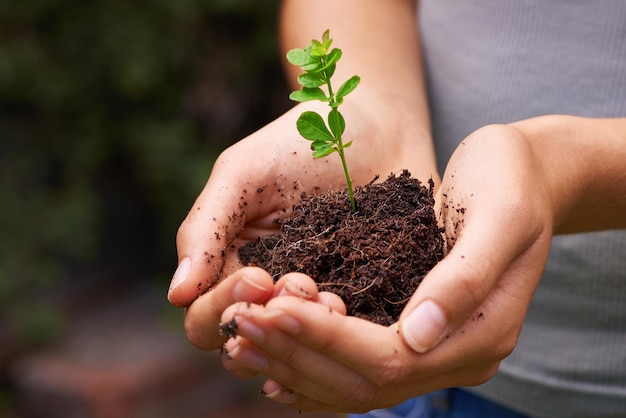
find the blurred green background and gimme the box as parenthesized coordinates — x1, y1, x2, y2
(0, 0, 299, 412)
(0, 0, 290, 342)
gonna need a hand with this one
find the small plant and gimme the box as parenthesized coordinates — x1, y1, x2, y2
(286, 30, 361, 211)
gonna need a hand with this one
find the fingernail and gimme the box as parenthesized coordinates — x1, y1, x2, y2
(262, 379, 283, 399)
(236, 318, 266, 344)
(227, 341, 269, 372)
(169, 257, 191, 292)
(263, 387, 282, 399)
(263, 309, 300, 334)
(233, 274, 269, 299)
(263, 379, 298, 403)
(278, 279, 312, 298)
(402, 300, 449, 353)
(224, 341, 240, 360)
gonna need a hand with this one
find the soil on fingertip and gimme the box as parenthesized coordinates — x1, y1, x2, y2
(238, 170, 445, 326)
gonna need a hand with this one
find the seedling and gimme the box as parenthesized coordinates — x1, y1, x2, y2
(286, 30, 360, 212)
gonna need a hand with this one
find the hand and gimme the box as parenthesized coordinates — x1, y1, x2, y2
(173, 89, 438, 354)
(169, 0, 437, 357)
(170, 93, 436, 308)
(184, 266, 344, 354)
(219, 269, 346, 379)
(219, 283, 508, 413)
(399, 124, 556, 354)
(215, 124, 557, 412)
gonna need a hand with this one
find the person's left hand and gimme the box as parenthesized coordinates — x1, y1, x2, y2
(217, 124, 556, 413)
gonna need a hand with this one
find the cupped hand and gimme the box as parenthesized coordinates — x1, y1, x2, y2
(219, 271, 346, 379)
(215, 124, 557, 412)
(173, 89, 438, 352)
(184, 266, 344, 354)
(219, 286, 502, 413)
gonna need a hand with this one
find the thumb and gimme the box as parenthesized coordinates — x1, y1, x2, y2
(167, 130, 309, 307)
(167, 172, 247, 307)
(167, 150, 288, 307)
(398, 217, 545, 354)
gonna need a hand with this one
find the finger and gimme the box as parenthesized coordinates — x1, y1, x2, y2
(260, 379, 335, 412)
(222, 299, 504, 412)
(221, 299, 405, 401)
(316, 291, 347, 314)
(261, 359, 501, 413)
(221, 302, 376, 411)
(220, 274, 348, 381)
(262, 379, 301, 405)
(184, 267, 274, 351)
(260, 296, 408, 380)
(168, 141, 301, 307)
(274, 272, 320, 298)
(399, 201, 552, 354)
(222, 335, 349, 411)
(221, 335, 264, 379)
(273, 272, 348, 314)
(169, 190, 278, 307)
(396, 128, 559, 353)
(256, 285, 507, 383)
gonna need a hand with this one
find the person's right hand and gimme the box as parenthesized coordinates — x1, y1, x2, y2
(170, 88, 438, 352)
(210, 123, 556, 412)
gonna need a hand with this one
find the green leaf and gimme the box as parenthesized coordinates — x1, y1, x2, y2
(301, 59, 322, 72)
(311, 141, 335, 158)
(325, 63, 336, 80)
(286, 48, 311, 66)
(318, 48, 342, 72)
(309, 39, 327, 57)
(336, 75, 361, 102)
(328, 109, 345, 138)
(297, 73, 325, 88)
(322, 29, 331, 46)
(289, 87, 328, 102)
(327, 48, 342, 65)
(286, 48, 322, 71)
(296, 111, 335, 142)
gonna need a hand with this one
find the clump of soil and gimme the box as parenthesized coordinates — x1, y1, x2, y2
(239, 170, 445, 326)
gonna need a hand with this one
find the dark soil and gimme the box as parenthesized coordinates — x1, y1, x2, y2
(239, 170, 445, 326)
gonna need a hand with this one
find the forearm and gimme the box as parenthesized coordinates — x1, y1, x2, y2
(280, 0, 424, 99)
(510, 115, 626, 234)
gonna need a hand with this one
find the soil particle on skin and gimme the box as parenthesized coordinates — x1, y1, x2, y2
(219, 318, 238, 339)
(239, 170, 445, 326)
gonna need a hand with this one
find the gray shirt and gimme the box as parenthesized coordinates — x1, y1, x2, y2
(419, 1, 626, 416)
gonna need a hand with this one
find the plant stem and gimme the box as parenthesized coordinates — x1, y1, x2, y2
(337, 147, 356, 212)
(324, 63, 356, 211)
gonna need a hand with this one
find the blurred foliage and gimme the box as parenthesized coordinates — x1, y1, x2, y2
(0, 0, 289, 343)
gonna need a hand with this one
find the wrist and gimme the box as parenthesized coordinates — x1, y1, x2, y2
(509, 115, 626, 233)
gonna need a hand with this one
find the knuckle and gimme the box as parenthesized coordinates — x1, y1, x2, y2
(264, 341, 302, 389)
(273, 365, 300, 390)
(376, 356, 409, 386)
(183, 316, 209, 350)
(341, 357, 406, 412)
(280, 346, 303, 378)
(183, 308, 223, 352)
(456, 257, 494, 307)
